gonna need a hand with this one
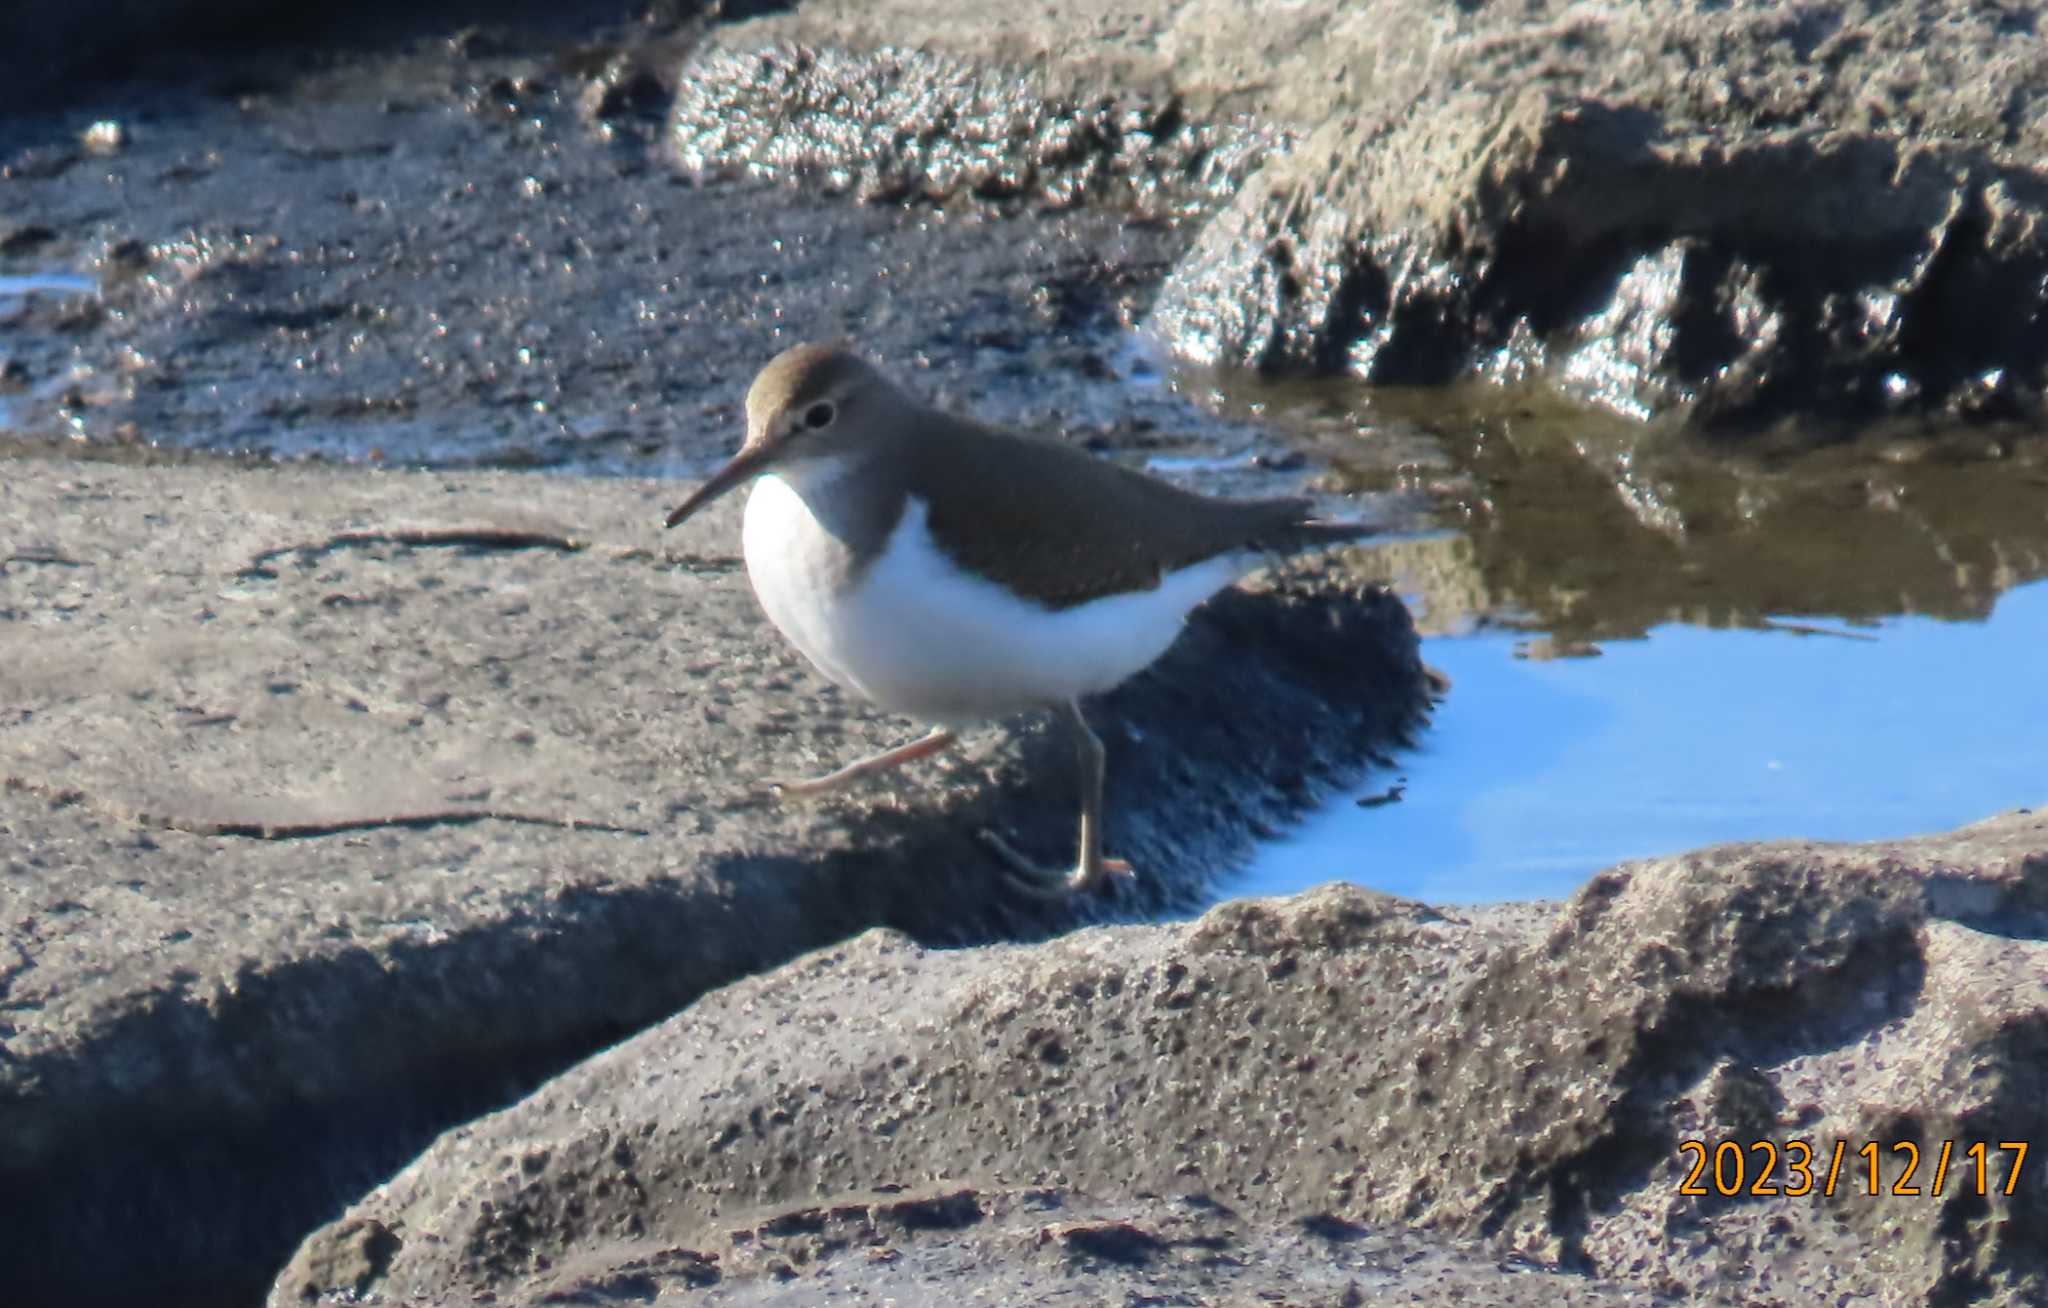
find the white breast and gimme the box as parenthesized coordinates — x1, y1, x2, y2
(741, 470, 1249, 725)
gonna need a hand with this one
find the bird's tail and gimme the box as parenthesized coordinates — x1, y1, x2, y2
(1247, 499, 1375, 556)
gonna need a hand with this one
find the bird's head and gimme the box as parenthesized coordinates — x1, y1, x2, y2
(663, 343, 906, 529)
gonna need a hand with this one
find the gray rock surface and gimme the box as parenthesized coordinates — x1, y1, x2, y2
(678, 0, 2048, 428)
(0, 454, 1422, 1303)
(272, 812, 2048, 1306)
(285, 1184, 1666, 1306)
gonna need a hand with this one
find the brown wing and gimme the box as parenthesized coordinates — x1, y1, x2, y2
(907, 413, 1362, 610)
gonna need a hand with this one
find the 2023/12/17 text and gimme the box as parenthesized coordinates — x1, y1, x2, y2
(1677, 1139, 2029, 1198)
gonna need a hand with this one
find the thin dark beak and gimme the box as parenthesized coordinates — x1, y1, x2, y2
(664, 443, 777, 529)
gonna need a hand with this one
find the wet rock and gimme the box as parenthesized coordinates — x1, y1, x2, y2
(1152, 98, 2048, 431)
(574, 55, 672, 124)
(78, 119, 127, 154)
(269, 811, 2048, 1306)
(687, 0, 2048, 430)
(667, 42, 1268, 215)
(0, 454, 1421, 1304)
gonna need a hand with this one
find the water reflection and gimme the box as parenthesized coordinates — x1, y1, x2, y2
(1297, 382, 2048, 634)
(1211, 374, 2048, 904)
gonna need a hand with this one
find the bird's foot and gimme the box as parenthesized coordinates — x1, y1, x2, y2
(978, 829, 1133, 899)
(760, 728, 959, 803)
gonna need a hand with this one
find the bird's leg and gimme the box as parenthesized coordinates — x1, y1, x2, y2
(765, 726, 957, 799)
(981, 699, 1133, 898)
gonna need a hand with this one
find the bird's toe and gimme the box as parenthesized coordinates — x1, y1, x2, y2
(978, 829, 1130, 899)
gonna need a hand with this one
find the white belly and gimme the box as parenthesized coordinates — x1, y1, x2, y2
(741, 472, 1247, 724)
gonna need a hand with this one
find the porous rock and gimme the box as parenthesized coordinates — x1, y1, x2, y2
(273, 810, 2048, 1305)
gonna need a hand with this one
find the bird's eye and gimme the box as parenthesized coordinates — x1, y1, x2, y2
(802, 401, 836, 430)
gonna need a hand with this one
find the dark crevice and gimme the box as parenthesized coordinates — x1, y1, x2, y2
(4, 776, 648, 841)
(182, 807, 652, 840)
(239, 527, 587, 578)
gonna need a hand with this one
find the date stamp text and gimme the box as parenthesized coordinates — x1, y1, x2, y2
(1678, 1139, 2029, 1198)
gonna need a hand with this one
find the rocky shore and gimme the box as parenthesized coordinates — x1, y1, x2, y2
(3, 2, 2045, 1305)
(678, 0, 2048, 430)
(272, 816, 2048, 1305)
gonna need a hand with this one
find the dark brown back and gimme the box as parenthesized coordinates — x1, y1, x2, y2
(905, 412, 1365, 610)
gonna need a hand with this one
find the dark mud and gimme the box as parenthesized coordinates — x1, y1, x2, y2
(0, 0, 687, 117)
(0, 34, 1268, 482)
(0, 5, 1349, 504)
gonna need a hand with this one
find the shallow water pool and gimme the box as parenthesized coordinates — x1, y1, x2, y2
(1223, 378, 2048, 904)
(1242, 580, 2048, 902)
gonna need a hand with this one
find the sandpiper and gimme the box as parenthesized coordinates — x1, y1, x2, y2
(664, 343, 1369, 896)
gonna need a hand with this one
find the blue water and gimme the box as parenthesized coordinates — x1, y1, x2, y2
(0, 272, 98, 435)
(0, 272, 96, 299)
(1241, 578, 2048, 904)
